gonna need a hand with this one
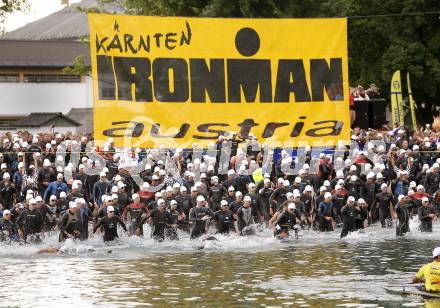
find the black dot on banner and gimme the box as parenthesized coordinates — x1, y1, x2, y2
(235, 27, 260, 57)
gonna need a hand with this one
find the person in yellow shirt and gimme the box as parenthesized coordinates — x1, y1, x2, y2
(413, 247, 440, 292)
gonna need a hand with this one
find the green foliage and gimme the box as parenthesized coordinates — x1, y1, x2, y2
(64, 0, 439, 124)
(0, 0, 29, 33)
(121, 0, 440, 123)
(63, 55, 90, 76)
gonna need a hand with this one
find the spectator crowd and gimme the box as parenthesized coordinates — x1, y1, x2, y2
(0, 119, 439, 243)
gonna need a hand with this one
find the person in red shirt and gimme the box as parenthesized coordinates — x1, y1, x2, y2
(349, 94, 355, 125)
(413, 185, 430, 201)
(123, 193, 149, 236)
(138, 182, 155, 205)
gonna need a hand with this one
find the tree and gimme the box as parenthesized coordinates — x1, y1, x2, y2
(73, 0, 440, 124)
(121, 0, 440, 124)
(0, 0, 29, 33)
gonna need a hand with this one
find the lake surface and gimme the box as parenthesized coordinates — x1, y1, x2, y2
(1, 219, 438, 307)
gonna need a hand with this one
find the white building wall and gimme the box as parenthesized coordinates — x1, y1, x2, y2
(0, 76, 93, 115)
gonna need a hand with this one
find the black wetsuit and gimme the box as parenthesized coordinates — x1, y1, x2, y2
(56, 198, 69, 215)
(189, 207, 213, 239)
(93, 215, 127, 242)
(258, 187, 273, 221)
(375, 192, 394, 228)
(59, 210, 81, 242)
(17, 209, 43, 241)
(318, 201, 334, 232)
(209, 184, 226, 212)
(166, 209, 180, 240)
(301, 194, 313, 225)
(236, 206, 255, 235)
(175, 194, 193, 231)
(269, 188, 288, 212)
(418, 205, 435, 232)
(395, 202, 410, 236)
(362, 182, 377, 212)
(273, 209, 300, 237)
(229, 201, 243, 214)
(79, 206, 93, 240)
(38, 204, 55, 231)
(213, 209, 235, 234)
(124, 203, 147, 236)
(0, 218, 18, 241)
(247, 193, 260, 222)
(340, 204, 356, 238)
(332, 194, 346, 224)
(145, 208, 173, 240)
(354, 205, 368, 230)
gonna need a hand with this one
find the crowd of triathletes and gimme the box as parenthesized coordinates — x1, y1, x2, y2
(0, 123, 439, 244)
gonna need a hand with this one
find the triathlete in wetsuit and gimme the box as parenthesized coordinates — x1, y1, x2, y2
(340, 196, 356, 238)
(373, 183, 395, 228)
(140, 199, 174, 241)
(332, 185, 347, 224)
(318, 193, 334, 232)
(257, 178, 273, 221)
(122, 194, 149, 236)
(0, 210, 18, 242)
(175, 186, 193, 232)
(189, 195, 213, 239)
(93, 206, 127, 242)
(213, 200, 236, 234)
(272, 203, 301, 239)
(209, 176, 226, 212)
(418, 197, 436, 232)
(354, 198, 369, 230)
(58, 202, 81, 242)
(395, 195, 411, 236)
(166, 200, 185, 240)
(236, 196, 255, 236)
(17, 199, 43, 242)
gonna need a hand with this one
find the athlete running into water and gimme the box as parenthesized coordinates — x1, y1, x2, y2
(236, 196, 256, 236)
(189, 196, 214, 239)
(269, 203, 301, 239)
(58, 202, 81, 242)
(340, 196, 357, 238)
(123, 193, 148, 236)
(213, 200, 237, 234)
(93, 206, 127, 242)
(139, 199, 175, 241)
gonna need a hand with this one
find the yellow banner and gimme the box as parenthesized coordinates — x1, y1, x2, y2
(88, 14, 350, 148)
(390, 70, 403, 127)
(406, 72, 417, 129)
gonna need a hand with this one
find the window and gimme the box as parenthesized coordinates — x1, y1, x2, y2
(23, 74, 81, 83)
(0, 74, 20, 83)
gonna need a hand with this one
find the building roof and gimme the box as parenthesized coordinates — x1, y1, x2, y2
(14, 112, 81, 127)
(0, 40, 89, 67)
(66, 107, 93, 133)
(0, 0, 123, 41)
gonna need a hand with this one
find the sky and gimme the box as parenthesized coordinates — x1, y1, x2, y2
(4, 0, 82, 32)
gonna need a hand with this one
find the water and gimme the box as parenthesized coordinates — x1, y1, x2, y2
(1, 220, 439, 307)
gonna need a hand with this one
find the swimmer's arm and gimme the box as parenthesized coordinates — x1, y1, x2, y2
(269, 190, 277, 207)
(93, 219, 103, 233)
(117, 217, 128, 232)
(58, 213, 68, 233)
(318, 203, 325, 218)
(268, 212, 278, 229)
(188, 209, 198, 221)
(139, 213, 151, 226)
(207, 208, 215, 217)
